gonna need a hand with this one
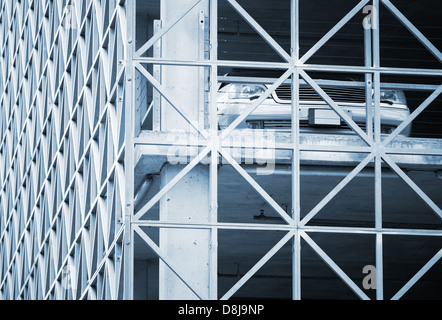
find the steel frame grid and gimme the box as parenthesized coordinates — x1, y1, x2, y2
(0, 0, 440, 301)
(130, 0, 442, 301)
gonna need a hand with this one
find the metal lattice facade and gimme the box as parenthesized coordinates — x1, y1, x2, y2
(0, 0, 441, 300)
(0, 0, 127, 299)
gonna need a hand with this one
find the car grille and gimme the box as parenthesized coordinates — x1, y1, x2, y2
(260, 120, 368, 131)
(262, 120, 291, 130)
(274, 85, 367, 104)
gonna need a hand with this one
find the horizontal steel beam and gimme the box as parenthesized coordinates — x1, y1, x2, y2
(132, 220, 442, 237)
(302, 64, 442, 77)
(135, 131, 442, 157)
(218, 76, 442, 92)
(133, 57, 291, 69)
(133, 58, 442, 76)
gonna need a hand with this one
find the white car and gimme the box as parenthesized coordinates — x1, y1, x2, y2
(218, 80, 411, 136)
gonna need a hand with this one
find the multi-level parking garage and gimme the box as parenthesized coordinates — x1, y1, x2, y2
(0, 0, 441, 300)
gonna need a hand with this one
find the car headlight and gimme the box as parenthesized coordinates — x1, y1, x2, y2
(377, 89, 407, 106)
(380, 90, 397, 104)
(246, 121, 264, 129)
(227, 84, 267, 100)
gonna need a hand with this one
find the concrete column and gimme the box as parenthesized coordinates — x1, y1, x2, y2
(160, 0, 207, 131)
(159, 164, 210, 299)
(159, 0, 211, 299)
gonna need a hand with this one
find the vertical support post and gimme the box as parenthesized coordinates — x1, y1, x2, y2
(153, 20, 162, 132)
(364, 18, 373, 139)
(199, 10, 210, 129)
(291, 0, 301, 301)
(159, 0, 211, 300)
(123, 0, 136, 300)
(372, 0, 383, 301)
(208, 0, 219, 300)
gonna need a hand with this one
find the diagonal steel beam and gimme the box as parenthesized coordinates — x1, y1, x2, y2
(221, 230, 295, 300)
(391, 248, 442, 300)
(299, 0, 371, 64)
(219, 147, 295, 225)
(220, 68, 294, 140)
(226, 0, 293, 63)
(382, 153, 442, 220)
(301, 231, 370, 300)
(133, 225, 205, 299)
(300, 152, 375, 227)
(382, 84, 442, 146)
(133, 146, 211, 221)
(382, 0, 442, 64)
(299, 69, 374, 146)
(135, 0, 203, 57)
(135, 62, 209, 139)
